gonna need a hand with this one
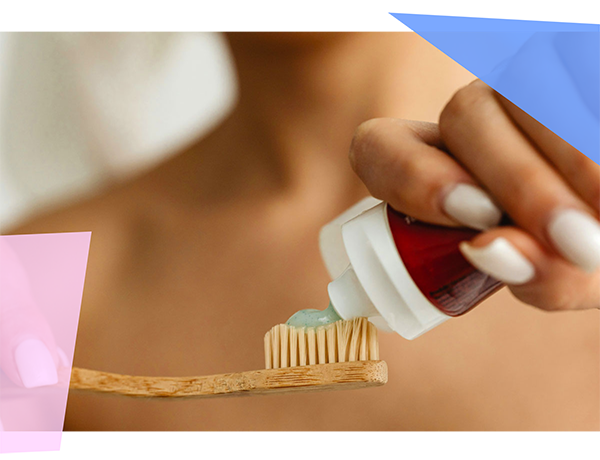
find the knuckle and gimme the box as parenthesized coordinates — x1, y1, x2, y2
(439, 83, 493, 137)
(516, 164, 546, 193)
(506, 165, 550, 215)
(388, 154, 440, 207)
(349, 118, 389, 173)
(350, 118, 416, 176)
(392, 149, 428, 182)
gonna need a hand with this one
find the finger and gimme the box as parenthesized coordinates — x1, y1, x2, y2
(0, 239, 60, 388)
(439, 80, 600, 272)
(350, 118, 502, 230)
(495, 92, 600, 210)
(460, 226, 600, 311)
(1, 309, 60, 388)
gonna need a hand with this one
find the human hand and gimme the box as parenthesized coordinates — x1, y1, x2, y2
(0, 238, 70, 431)
(0, 238, 67, 390)
(349, 80, 600, 311)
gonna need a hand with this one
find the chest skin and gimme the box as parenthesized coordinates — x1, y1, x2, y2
(40, 190, 598, 431)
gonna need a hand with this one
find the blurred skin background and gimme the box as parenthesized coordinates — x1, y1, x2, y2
(0, 32, 598, 430)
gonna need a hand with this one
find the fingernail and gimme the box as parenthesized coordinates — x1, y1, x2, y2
(548, 209, 600, 272)
(459, 238, 535, 285)
(14, 339, 58, 388)
(443, 183, 502, 230)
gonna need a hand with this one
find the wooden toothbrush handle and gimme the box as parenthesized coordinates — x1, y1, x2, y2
(66, 361, 387, 399)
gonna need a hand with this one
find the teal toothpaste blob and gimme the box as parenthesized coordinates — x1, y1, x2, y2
(286, 302, 342, 328)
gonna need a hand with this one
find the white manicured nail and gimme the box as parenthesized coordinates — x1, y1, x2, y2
(14, 339, 58, 388)
(548, 209, 600, 272)
(443, 184, 502, 230)
(459, 238, 535, 285)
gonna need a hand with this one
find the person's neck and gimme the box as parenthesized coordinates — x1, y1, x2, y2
(231, 34, 395, 148)
(162, 34, 415, 209)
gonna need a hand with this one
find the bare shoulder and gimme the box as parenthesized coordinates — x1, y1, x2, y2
(8, 184, 133, 246)
(6, 183, 147, 309)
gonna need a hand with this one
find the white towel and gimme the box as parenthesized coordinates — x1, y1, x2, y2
(0, 32, 236, 229)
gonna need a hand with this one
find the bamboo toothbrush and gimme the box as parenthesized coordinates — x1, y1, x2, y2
(64, 317, 387, 398)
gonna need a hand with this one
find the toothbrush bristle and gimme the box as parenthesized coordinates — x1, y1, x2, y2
(264, 318, 379, 369)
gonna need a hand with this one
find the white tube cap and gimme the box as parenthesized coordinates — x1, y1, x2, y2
(319, 197, 382, 279)
(323, 201, 450, 339)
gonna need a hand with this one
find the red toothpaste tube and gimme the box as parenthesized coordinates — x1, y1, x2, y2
(321, 198, 503, 339)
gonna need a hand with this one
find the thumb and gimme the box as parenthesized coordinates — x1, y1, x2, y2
(1, 239, 60, 388)
(1, 305, 60, 388)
